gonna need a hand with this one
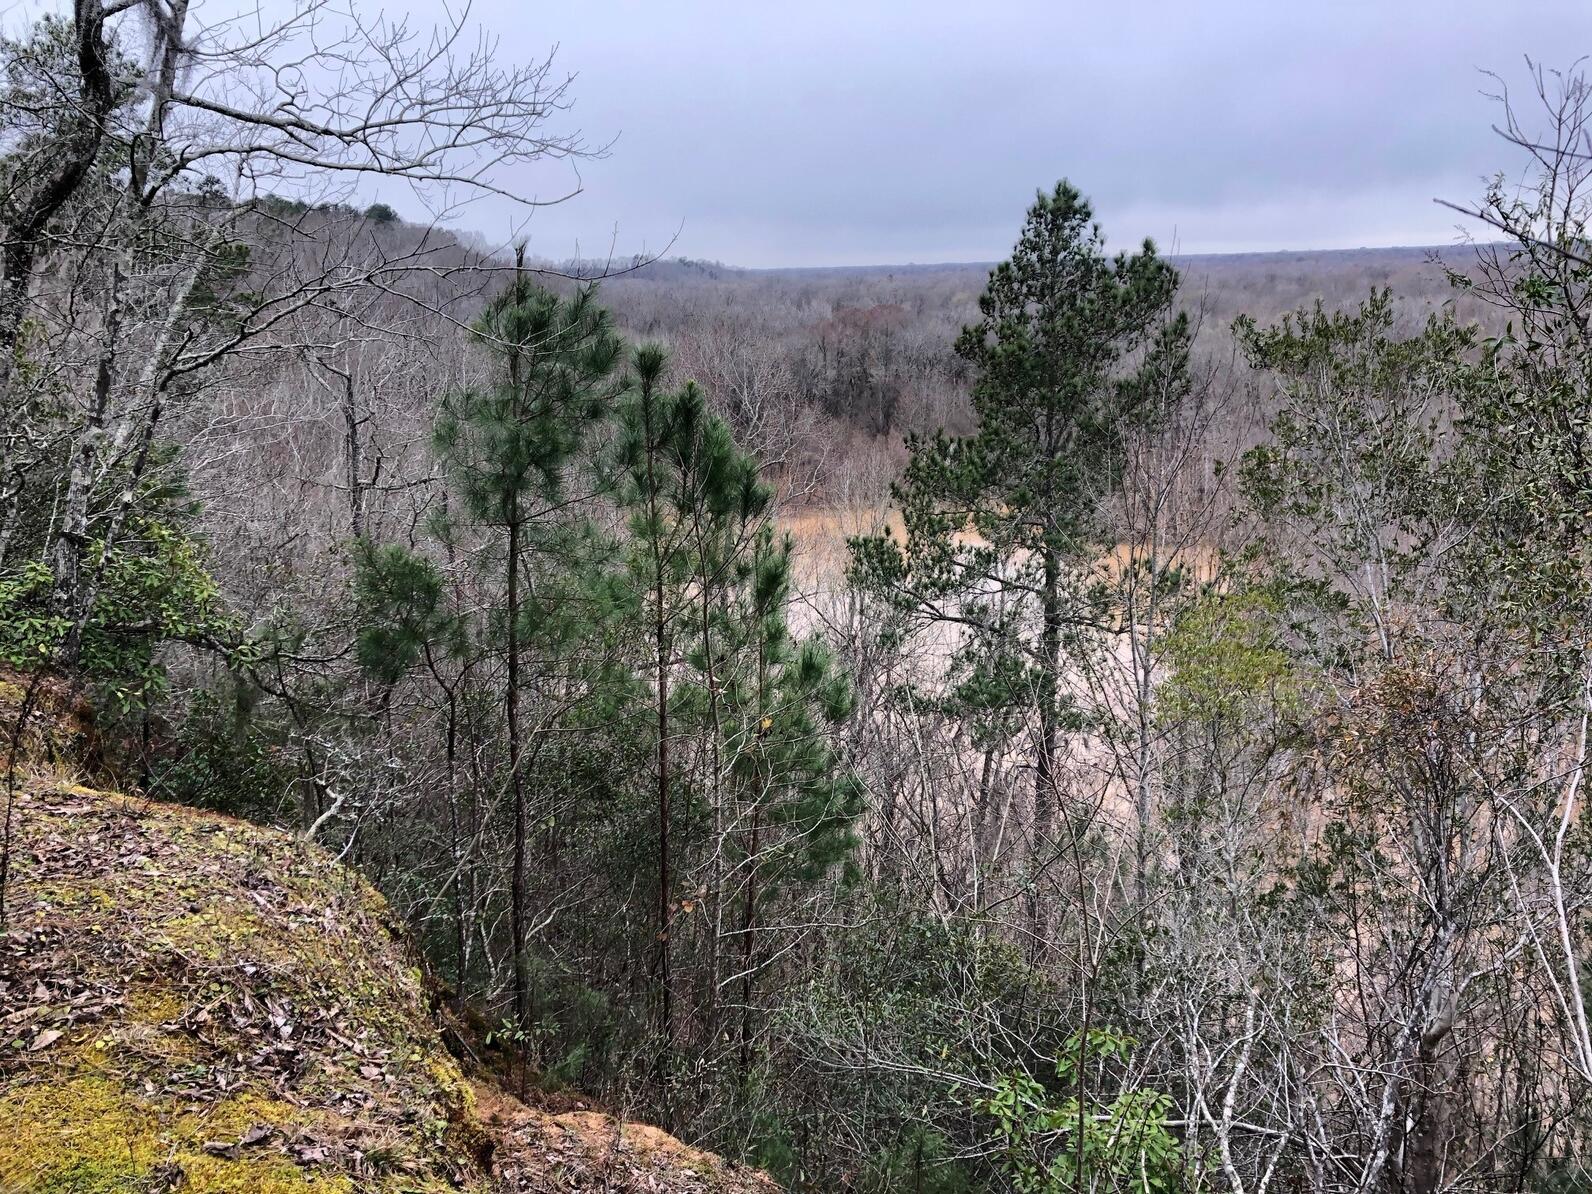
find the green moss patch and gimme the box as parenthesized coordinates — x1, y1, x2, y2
(0, 753, 777, 1194)
(0, 784, 485, 1193)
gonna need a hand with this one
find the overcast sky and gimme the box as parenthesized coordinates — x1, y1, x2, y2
(426, 1, 1588, 268)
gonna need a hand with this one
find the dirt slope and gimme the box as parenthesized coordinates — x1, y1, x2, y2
(0, 688, 774, 1193)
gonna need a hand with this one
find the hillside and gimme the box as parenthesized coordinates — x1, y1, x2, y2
(0, 680, 775, 1194)
(596, 243, 1491, 327)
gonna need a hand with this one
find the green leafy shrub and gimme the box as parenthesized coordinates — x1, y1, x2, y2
(1159, 583, 1303, 725)
(0, 519, 232, 709)
(979, 1029, 1180, 1194)
(145, 687, 294, 821)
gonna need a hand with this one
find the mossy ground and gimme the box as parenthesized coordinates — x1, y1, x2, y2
(0, 782, 486, 1192)
(0, 698, 776, 1193)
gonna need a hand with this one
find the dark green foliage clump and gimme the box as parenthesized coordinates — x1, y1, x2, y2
(0, 447, 234, 713)
(144, 686, 295, 822)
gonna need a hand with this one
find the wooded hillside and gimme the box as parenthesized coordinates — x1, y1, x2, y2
(4, 3, 1592, 1191)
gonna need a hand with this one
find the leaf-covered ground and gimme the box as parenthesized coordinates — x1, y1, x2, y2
(0, 679, 776, 1193)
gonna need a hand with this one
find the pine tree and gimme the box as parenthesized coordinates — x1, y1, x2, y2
(353, 322, 861, 1108)
(719, 524, 860, 1075)
(851, 181, 1190, 942)
(613, 347, 769, 1064)
(614, 345, 862, 1084)
(428, 267, 623, 1028)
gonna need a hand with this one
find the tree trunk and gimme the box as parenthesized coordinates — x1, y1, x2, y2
(60, 241, 211, 667)
(0, 0, 116, 407)
(54, 257, 125, 621)
(342, 368, 366, 540)
(1030, 545, 1062, 956)
(655, 570, 673, 1056)
(640, 379, 675, 1066)
(739, 809, 761, 1080)
(506, 509, 530, 1029)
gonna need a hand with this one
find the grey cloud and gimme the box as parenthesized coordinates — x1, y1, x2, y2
(439, 0, 1591, 266)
